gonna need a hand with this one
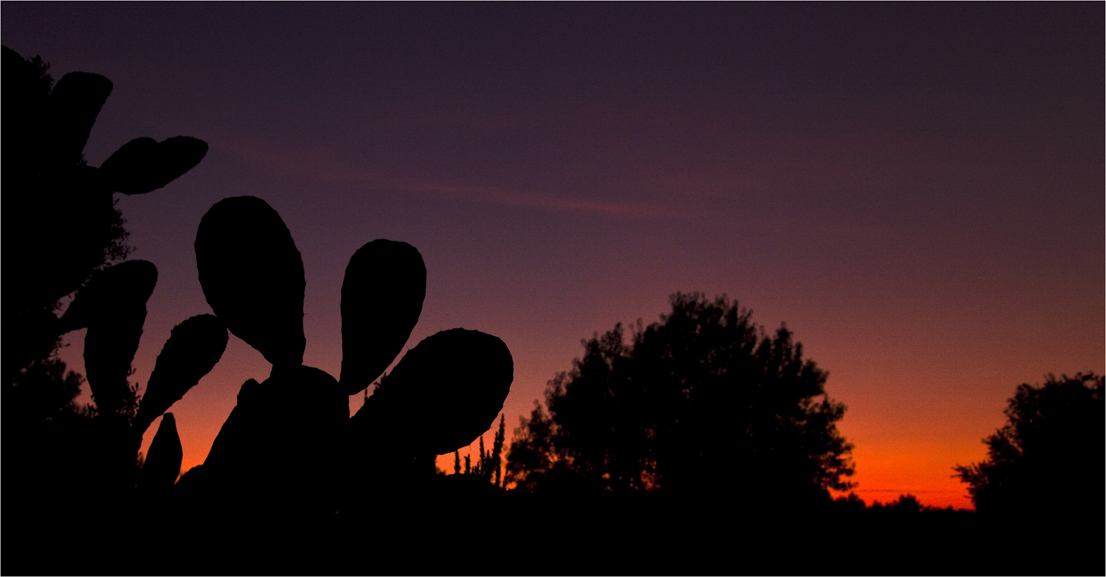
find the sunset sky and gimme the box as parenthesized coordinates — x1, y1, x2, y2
(5, 3, 1102, 510)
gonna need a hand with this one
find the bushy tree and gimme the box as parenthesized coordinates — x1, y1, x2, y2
(955, 372, 1104, 519)
(506, 293, 854, 505)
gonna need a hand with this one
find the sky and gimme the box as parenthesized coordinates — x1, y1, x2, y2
(4, 3, 1102, 510)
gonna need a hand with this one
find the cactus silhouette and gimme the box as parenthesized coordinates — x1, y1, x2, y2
(2, 45, 209, 383)
(5, 48, 514, 567)
(195, 196, 307, 367)
(189, 195, 514, 517)
(138, 413, 184, 492)
(135, 314, 230, 434)
(61, 259, 158, 419)
(2, 47, 227, 536)
(350, 328, 514, 455)
(340, 239, 426, 396)
(59, 261, 230, 427)
(52, 261, 230, 494)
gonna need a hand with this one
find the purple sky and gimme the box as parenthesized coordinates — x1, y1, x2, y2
(5, 3, 1102, 508)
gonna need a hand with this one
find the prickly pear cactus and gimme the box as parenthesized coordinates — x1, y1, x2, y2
(135, 314, 229, 434)
(2, 45, 209, 383)
(195, 196, 306, 367)
(190, 195, 514, 517)
(138, 413, 184, 492)
(3, 46, 223, 573)
(351, 328, 514, 455)
(54, 261, 230, 493)
(340, 239, 426, 396)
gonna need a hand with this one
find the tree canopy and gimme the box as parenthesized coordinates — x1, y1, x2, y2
(506, 293, 854, 505)
(955, 372, 1104, 520)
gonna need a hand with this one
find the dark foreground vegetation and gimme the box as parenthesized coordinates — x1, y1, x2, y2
(6, 487, 1102, 575)
(4, 48, 1102, 577)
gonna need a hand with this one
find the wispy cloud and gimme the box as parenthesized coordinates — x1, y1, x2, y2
(209, 131, 684, 219)
(384, 178, 676, 218)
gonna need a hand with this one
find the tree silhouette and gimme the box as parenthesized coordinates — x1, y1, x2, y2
(955, 372, 1104, 520)
(506, 293, 854, 506)
(949, 372, 1106, 577)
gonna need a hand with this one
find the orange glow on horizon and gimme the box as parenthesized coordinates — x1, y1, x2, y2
(120, 344, 1024, 512)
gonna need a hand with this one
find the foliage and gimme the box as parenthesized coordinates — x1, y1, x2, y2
(955, 372, 1104, 518)
(7, 356, 86, 422)
(506, 292, 854, 503)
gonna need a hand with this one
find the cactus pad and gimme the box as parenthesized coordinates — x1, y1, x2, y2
(138, 413, 183, 491)
(101, 136, 209, 195)
(78, 260, 158, 416)
(352, 328, 513, 455)
(340, 239, 426, 395)
(47, 71, 113, 168)
(195, 196, 306, 367)
(135, 314, 229, 433)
